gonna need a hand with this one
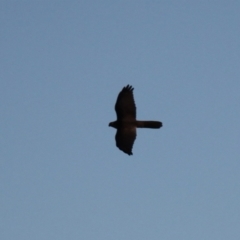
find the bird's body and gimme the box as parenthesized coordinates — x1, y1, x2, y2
(109, 85, 162, 155)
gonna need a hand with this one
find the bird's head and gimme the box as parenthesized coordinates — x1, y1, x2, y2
(108, 121, 118, 129)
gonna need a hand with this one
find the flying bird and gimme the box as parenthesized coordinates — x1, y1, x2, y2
(109, 85, 162, 155)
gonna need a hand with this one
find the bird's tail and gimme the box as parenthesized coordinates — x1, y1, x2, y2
(136, 121, 162, 129)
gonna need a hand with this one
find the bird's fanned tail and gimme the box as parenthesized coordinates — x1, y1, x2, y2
(136, 121, 162, 129)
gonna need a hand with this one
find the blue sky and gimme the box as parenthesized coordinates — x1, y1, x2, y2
(1, 1, 240, 239)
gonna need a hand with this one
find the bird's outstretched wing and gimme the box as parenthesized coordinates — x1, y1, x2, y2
(115, 126, 136, 155)
(115, 85, 136, 121)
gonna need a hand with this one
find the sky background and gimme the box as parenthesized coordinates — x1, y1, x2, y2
(1, 1, 240, 240)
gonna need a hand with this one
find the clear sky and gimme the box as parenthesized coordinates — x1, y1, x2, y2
(1, 1, 240, 240)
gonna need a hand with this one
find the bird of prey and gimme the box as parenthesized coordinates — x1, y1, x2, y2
(109, 85, 162, 155)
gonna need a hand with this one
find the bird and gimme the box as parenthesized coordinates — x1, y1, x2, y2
(109, 85, 162, 155)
